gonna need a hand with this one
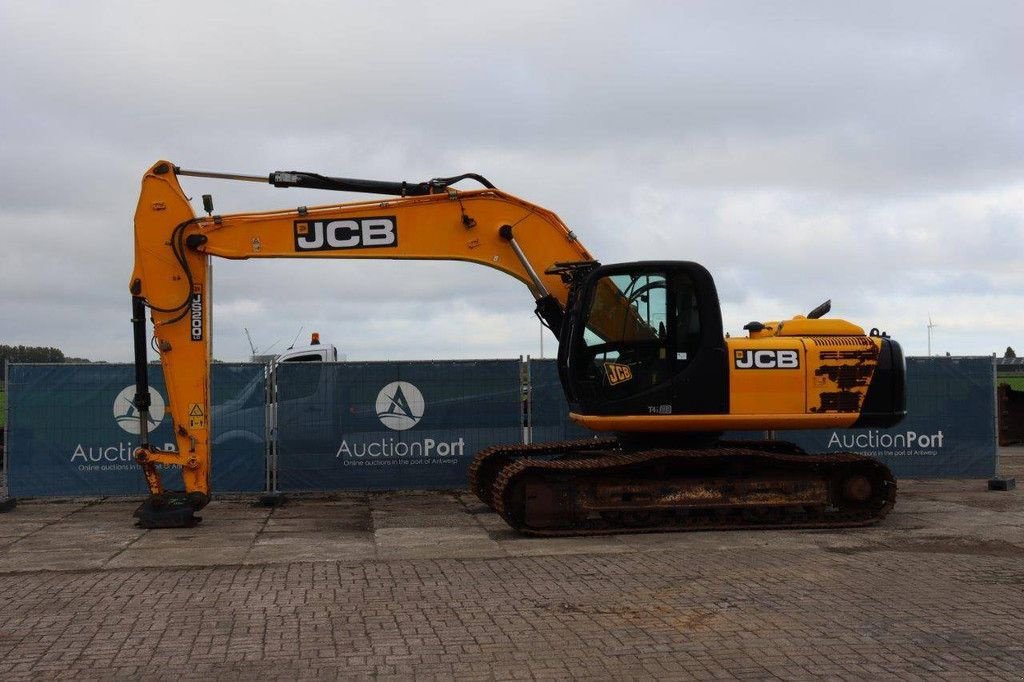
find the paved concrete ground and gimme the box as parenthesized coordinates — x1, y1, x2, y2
(0, 451, 1021, 679)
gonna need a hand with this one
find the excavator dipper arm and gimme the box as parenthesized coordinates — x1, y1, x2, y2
(129, 161, 594, 526)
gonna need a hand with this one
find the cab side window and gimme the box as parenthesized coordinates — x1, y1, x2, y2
(576, 270, 703, 393)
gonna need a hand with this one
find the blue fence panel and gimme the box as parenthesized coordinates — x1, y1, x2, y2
(210, 364, 269, 492)
(776, 356, 997, 478)
(8, 355, 995, 496)
(7, 363, 266, 496)
(275, 360, 523, 491)
(528, 359, 591, 443)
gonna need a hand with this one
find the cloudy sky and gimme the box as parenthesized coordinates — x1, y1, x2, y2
(1, 1, 1021, 362)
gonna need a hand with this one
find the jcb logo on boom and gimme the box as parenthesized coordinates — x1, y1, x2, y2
(294, 217, 397, 251)
(734, 349, 800, 370)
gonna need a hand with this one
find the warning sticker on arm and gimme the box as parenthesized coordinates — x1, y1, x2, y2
(188, 403, 206, 429)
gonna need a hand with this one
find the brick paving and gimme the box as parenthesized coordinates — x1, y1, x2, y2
(0, 450, 1020, 680)
(0, 547, 1022, 680)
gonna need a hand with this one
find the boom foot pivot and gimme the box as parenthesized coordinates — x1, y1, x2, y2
(134, 492, 208, 529)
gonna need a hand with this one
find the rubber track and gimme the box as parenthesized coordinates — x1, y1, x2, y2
(470, 437, 805, 506)
(491, 443, 896, 537)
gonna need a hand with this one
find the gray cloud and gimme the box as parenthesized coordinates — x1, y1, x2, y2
(1, 1, 1020, 362)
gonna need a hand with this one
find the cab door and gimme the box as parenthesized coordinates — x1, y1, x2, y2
(563, 261, 728, 417)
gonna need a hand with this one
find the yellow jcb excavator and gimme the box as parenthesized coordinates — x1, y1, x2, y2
(129, 161, 905, 532)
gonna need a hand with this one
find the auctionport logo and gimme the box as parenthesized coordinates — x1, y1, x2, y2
(336, 381, 464, 462)
(828, 430, 945, 451)
(375, 381, 424, 431)
(113, 385, 165, 435)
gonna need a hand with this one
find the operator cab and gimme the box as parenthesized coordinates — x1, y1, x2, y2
(561, 261, 728, 417)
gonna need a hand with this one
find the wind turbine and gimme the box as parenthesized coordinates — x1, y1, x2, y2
(927, 315, 937, 356)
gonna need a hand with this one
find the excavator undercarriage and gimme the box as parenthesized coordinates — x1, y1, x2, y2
(470, 439, 896, 535)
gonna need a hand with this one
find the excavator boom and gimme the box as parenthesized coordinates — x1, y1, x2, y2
(129, 161, 594, 523)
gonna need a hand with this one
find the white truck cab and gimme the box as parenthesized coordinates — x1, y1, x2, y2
(272, 333, 340, 365)
(217, 334, 342, 456)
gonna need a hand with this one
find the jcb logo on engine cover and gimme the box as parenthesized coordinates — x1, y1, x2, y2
(734, 349, 800, 369)
(294, 217, 397, 251)
(604, 362, 633, 385)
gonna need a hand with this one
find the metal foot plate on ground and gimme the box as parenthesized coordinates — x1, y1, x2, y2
(134, 492, 203, 529)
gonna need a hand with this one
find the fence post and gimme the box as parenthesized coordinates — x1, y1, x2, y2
(989, 356, 1017, 490)
(996, 356, 1006, 448)
(270, 362, 279, 495)
(1, 358, 6, 464)
(254, 361, 288, 506)
(264, 362, 273, 495)
(523, 355, 532, 445)
(0, 359, 15, 511)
